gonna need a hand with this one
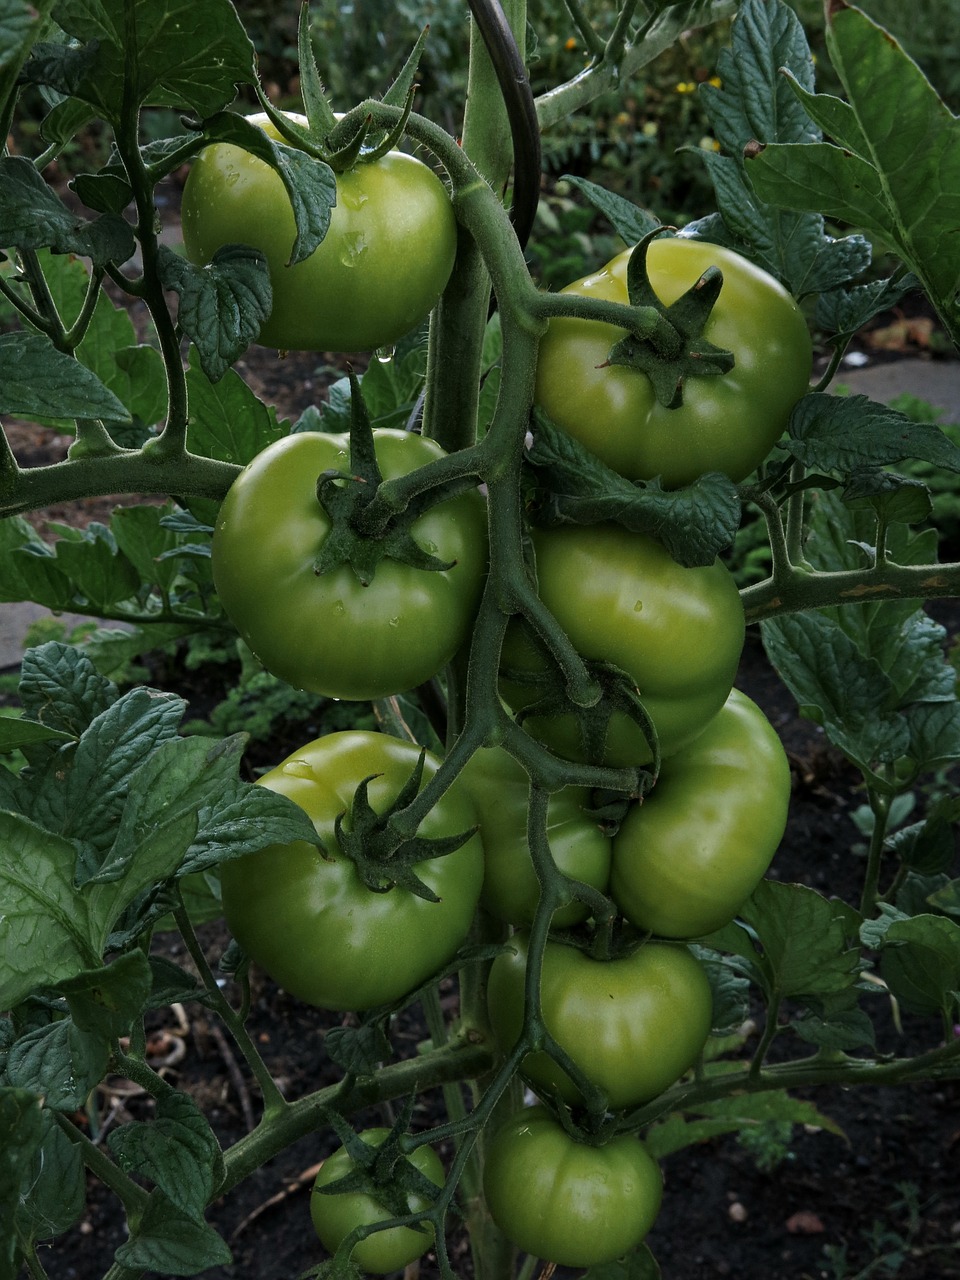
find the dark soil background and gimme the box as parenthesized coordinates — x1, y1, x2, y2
(9, 238, 960, 1279)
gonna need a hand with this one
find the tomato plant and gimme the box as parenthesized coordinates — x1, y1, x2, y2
(181, 113, 458, 353)
(499, 524, 745, 766)
(311, 1129, 444, 1274)
(219, 731, 484, 1010)
(212, 429, 487, 700)
(487, 935, 713, 1109)
(482, 1106, 663, 1267)
(610, 687, 792, 938)
(458, 745, 612, 927)
(534, 237, 812, 488)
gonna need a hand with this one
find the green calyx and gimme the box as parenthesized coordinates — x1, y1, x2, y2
(334, 751, 478, 901)
(606, 229, 735, 410)
(313, 372, 454, 586)
(254, 3, 424, 171)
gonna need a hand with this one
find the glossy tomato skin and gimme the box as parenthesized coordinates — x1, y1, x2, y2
(311, 1129, 444, 1274)
(611, 688, 791, 938)
(487, 935, 713, 1109)
(458, 746, 611, 927)
(535, 238, 812, 488)
(500, 524, 744, 767)
(220, 732, 484, 1011)
(181, 113, 457, 353)
(212, 429, 487, 701)
(482, 1107, 662, 1268)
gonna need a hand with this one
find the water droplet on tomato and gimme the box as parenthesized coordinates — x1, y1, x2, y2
(375, 345, 395, 364)
(281, 759, 314, 779)
(634, 600, 643, 612)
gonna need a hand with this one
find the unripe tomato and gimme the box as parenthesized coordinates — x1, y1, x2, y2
(487, 934, 713, 1109)
(458, 745, 612, 927)
(483, 1107, 662, 1267)
(535, 238, 812, 487)
(181, 113, 457, 353)
(611, 687, 791, 938)
(311, 1129, 444, 1274)
(500, 524, 745, 767)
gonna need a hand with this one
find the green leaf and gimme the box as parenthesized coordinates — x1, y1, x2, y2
(18, 642, 117, 738)
(0, 715, 73, 753)
(0, 812, 99, 1009)
(745, 3, 960, 340)
(0, 155, 136, 266)
(115, 1193, 232, 1274)
(14, 1107, 85, 1244)
(158, 245, 272, 383)
(5, 1019, 110, 1112)
(53, 0, 256, 120)
(815, 274, 920, 340)
(689, 0, 870, 297)
(324, 1024, 392, 1076)
(35, 522, 142, 613)
(60, 951, 153, 1040)
(732, 880, 862, 1001)
(186, 349, 288, 466)
(646, 1088, 844, 1159)
(791, 988, 876, 1050)
(879, 914, 960, 1018)
(0, 331, 131, 421)
(0, 0, 56, 113)
(108, 1091, 224, 1219)
(556, 175, 661, 244)
(783, 393, 960, 475)
(525, 411, 740, 567)
(761, 611, 909, 771)
(0, 1088, 45, 1280)
(583, 1244, 662, 1279)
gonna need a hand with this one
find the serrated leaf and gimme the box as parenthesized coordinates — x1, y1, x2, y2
(791, 988, 876, 1050)
(0, 155, 136, 267)
(53, 0, 255, 120)
(5, 1019, 110, 1112)
(14, 1107, 85, 1244)
(784, 393, 960, 475)
(646, 1089, 844, 1159)
(0, 1087, 45, 1278)
(17, 642, 117, 737)
(525, 412, 740, 567)
(60, 951, 153, 1040)
(179, 778, 325, 877)
(879, 914, 960, 1017)
(0, 715, 73, 753)
(761, 611, 909, 769)
(158, 245, 272, 383)
(185, 349, 288, 466)
(738, 880, 862, 1000)
(324, 1024, 393, 1076)
(745, 4, 960, 342)
(0, 331, 131, 421)
(691, 0, 870, 297)
(115, 1192, 232, 1273)
(0, 812, 99, 1009)
(557, 175, 661, 243)
(108, 1091, 224, 1218)
(815, 274, 920, 339)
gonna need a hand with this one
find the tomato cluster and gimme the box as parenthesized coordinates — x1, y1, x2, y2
(202, 225, 802, 1272)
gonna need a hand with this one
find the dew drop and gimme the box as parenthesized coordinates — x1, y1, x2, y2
(388, 616, 401, 628)
(332, 599, 346, 616)
(375, 345, 395, 365)
(282, 759, 315, 779)
(634, 600, 644, 613)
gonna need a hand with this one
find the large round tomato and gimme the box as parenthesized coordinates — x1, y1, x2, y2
(311, 1129, 444, 1274)
(487, 935, 713, 1109)
(220, 731, 484, 1010)
(457, 746, 611, 928)
(611, 687, 791, 938)
(181, 113, 457, 353)
(499, 524, 744, 767)
(482, 1107, 662, 1267)
(535, 238, 812, 487)
(212, 429, 487, 700)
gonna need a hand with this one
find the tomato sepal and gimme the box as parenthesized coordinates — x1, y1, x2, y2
(607, 231, 736, 409)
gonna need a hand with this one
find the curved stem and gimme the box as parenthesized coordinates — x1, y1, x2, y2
(740, 559, 960, 623)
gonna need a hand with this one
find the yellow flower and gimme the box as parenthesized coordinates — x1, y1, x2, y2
(564, 36, 577, 50)
(708, 75, 722, 88)
(675, 81, 696, 94)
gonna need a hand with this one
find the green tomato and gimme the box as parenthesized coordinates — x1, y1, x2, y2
(458, 746, 612, 927)
(311, 1129, 444, 1274)
(212, 429, 487, 701)
(181, 113, 457, 353)
(610, 688, 791, 938)
(487, 934, 713, 1109)
(483, 1106, 662, 1267)
(535, 238, 812, 487)
(220, 731, 484, 1011)
(500, 524, 745, 767)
